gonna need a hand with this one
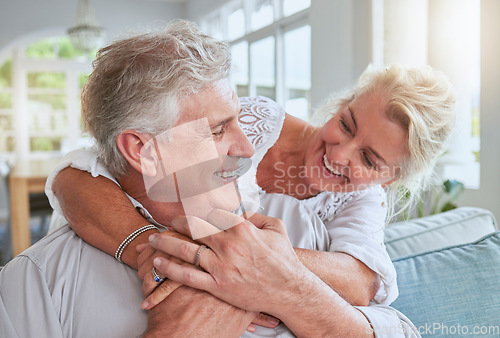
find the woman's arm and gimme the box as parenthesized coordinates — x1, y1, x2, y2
(55, 167, 279, 331)
(52, 167, 157, 269)
(295, 249, 379, 306)
(149, 212, 375, 337)
(53, 167, 377, 306)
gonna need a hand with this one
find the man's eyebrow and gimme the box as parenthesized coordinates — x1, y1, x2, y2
(349, 105, 387, 165)
(210, 116, 234, 128)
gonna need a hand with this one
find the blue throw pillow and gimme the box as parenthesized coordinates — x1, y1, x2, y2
(391, 232, 500, 337)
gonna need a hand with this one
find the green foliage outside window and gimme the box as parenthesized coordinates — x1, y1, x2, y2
(31, 137, 63, 152)
(28, 72, 66, 89)
(0, 36, 93, 153)
(25, 36, 86, 59)
(79, 73, 89, 89)
(0, 59, 12, 88)
(0, 93, 12, 109)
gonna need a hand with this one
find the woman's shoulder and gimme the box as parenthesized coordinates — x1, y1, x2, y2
(301, 185, 387, 222)
(238, 96, 286, 165)
(238, 96, 285, 131)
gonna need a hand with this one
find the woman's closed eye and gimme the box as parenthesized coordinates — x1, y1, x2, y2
(362, 152, 377, 170)
(340, 117, 352, 134)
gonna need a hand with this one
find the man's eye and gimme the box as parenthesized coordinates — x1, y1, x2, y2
(212, 125, 226, 139)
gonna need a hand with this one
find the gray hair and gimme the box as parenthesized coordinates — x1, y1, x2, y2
(314, 64, 456, 220)
(82, 19, 231, 177)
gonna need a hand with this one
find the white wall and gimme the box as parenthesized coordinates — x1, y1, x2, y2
(458, 0, 500, 222)
(310, 0, 372, 108)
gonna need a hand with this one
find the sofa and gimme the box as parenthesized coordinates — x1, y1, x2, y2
(385, 207, 500, 336)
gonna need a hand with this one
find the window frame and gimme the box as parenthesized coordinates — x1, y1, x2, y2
(200, 0, 311, 119)
(0, 39, 92, 160)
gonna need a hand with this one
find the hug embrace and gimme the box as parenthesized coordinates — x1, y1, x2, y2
(0, 19, 455, 337)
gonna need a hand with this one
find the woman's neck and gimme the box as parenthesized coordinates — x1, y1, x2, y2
(257, 114, 320, 199)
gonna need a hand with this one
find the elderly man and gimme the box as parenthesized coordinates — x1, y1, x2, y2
(0, 20, 418, 337)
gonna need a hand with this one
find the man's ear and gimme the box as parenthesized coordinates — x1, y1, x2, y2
(116, 131, 158, 176)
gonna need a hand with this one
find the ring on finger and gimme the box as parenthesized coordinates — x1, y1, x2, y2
(194, 244, 207, 268)
(152, 267, 165, 283)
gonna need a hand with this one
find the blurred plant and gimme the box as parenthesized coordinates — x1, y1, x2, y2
(398, 179, 465, 220)
(417, 179, 465, 218)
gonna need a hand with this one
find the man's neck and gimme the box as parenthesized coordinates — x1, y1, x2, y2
(117, 169, 185, 227)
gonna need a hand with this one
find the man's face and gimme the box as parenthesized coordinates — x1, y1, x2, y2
(142, 78, 255, 238)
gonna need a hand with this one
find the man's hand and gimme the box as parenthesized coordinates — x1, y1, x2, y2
(136, 243, 183, 309)
(136, 229, 201, 309)
(148, 210, 306, 315)
(143, 286, 258, 337)
(137, 233, 281, 330)
(148, 210, 374, 337)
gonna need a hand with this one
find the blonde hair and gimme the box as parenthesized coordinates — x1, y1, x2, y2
(82, 20, 231, 177)
(314, 64, 456, 221)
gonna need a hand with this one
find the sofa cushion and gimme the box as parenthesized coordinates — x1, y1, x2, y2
(391, 232, 500, 336)
(385, 207, 497, 260)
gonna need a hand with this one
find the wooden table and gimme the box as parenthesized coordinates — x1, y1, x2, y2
(9, 158, 61, 256)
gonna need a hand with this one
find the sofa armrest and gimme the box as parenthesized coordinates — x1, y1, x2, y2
(384, 207, 497, 260)
(391, 231, 500, 333)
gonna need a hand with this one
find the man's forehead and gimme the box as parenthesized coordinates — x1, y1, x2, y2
(175, 79, 240, 124)
(176, 98, 240, 126)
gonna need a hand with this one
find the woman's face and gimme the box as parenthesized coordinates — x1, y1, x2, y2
(304, 92, 408, 193)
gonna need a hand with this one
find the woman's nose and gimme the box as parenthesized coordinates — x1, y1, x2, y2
(329, 142, 353, 166)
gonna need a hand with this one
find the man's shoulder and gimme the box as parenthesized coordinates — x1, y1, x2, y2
(0, 227, 147, 337)
(4, 225, 108, 278)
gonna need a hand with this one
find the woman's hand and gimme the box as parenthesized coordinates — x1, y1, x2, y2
(148, 210, 308, 316)
(137, 231, 281, 330)
(148, 210, 374, 337)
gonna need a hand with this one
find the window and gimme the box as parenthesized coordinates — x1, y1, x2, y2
(250, 36, 275, 99)
(0, 60, 14, 153)
(0, 36, 92, 160)
(231, 41, 249, 96)
(373, 0, 481, 188)
(250, 0, 274, 31)
(283, 0, 310, 17)
(201, 0, 311, 120)
(284, 25, 311, 121)
(227, 6, 245, 40)
(27, 71, 67, 153)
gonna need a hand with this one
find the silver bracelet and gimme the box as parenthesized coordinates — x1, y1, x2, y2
(114, 224, 158, 263)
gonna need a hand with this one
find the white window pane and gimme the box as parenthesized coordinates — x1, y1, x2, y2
(251, 0, 274, 31)
(283, 0, 311, 17)
(284, 25, 310, 120)
(230, 41, 249, 97)
(228, 8, 245, 40)
(250, 36, 275, 99)
(204, 16, 223, 41)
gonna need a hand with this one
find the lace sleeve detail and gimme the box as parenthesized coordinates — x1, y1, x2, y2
(239, 96, 286, 166)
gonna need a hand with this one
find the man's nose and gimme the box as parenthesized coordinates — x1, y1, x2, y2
(229, 126, 255, 158)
